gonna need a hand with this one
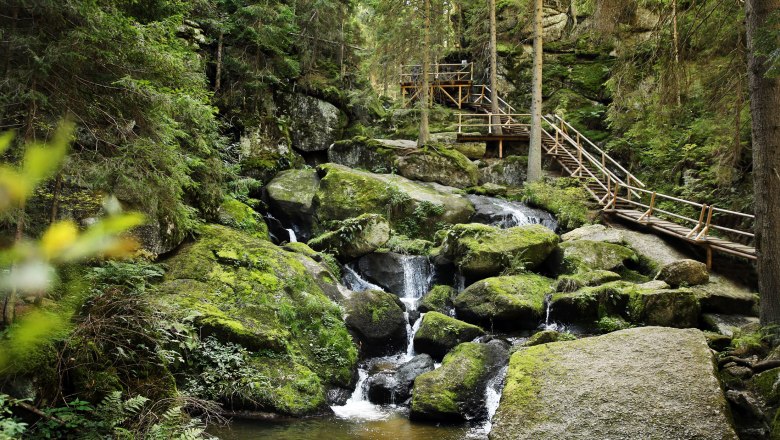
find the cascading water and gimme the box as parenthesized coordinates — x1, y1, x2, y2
(398, 256, 434, 360)
(541, 293, 565, 332)
(467, 195, 558, 231)
(481, 366, 509, 434)
(331, 367, 390, 421)
(343, 265, 384, 292)
(286, 228, 297, 243)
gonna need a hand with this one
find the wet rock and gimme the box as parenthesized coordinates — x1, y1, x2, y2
(555, 270, 622, 292)
(344, 290, 407, 356)
(440, 223, 559, 278)
(367, 354, 435, 404)
(703, 314, 760, 338)
(467, 195, 557, 230)
(308, 214, 390, 261)
(326, 387, 352, 406)
(655, 259, 709, 287)
(357, 252, 431, 297)
(491, 327, 738, 439)
(413, 312, 486, 360)
(411, 342, 508, 422)
(265, 169, 320, 240)
(522, 330, 576, 347)
(454, 274, 554, 330)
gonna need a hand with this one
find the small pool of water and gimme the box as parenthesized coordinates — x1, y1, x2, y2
(208, 411, 487, 440)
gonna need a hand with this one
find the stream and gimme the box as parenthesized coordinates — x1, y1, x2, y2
(215, 196, 556, 439)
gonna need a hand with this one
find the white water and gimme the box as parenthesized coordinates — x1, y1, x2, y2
(286, 228, 297, 243)
(331, 368, 392, 421)
(468, 195, 558, 231)
(400, 256, 433, 299)
(406, 313, 425, 359)
(541, 293, 565, 332)
(342, 265, 384, 292)
(481, 366, 509, 434)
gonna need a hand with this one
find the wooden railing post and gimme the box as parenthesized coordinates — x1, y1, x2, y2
(638, 192, 657, 221)
(695, 205, 715, 240)
(686, 204, 708, 238)
(488, 113, 493, 134)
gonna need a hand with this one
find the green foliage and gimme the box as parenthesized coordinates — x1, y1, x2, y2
(395, 201, 446, 237)
(0, 394, 28, 438)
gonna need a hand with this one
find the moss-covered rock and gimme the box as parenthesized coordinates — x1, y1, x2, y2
(522, 330, 576, 347)
(551, 240, 638, 275)
(752, 367, 780, 406)
(627, 288, 701, 328)
(308, 214, 390, 261)
(157, 224, 358, 416)
(283, 93, 347, 152)
(413, 312, 486, 360)
(520, 178, 590, 231)
(441, 223, 559, 278)
(454, 274, 554, 330)
(490, 327, 738, 439)
(344, 290, 407, 356)
(217, 198, 269, 240)
(238, 126, 305, 184)
(410, 342, 507, 422)
(265, 169, 320, 238)
(419, 285, 458, 315)
(693, 276, 759, 316)
(655, 259, 709, 287)
(555, 270, 622, 292)
(395, 144, 479, 189)
(478, 156, 528, 187)
(313, 163, 474, 239)
(327, 136, 397, 173)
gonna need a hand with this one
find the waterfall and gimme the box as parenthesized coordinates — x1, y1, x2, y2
(467, 195, 558, 231)
(400, 256, 433, 299)
(541, 293, 565, 332)
(286, 228, 297, 243)
(343, 265, 384, 292)
(482, 365, 509, 434)
(332, 367, 390, 421)
(405, 313, 425, 359)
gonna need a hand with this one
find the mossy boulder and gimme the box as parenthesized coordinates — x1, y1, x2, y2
(555, 270, 622, 292)
(410, 342, 508, 422)
(478, 156, 528, 187)
(216, 198, 269, 240)
(413, 312, 486, 360)
(238, 126, 304, 184)
(419, 285, 458, 315)
(328, 137, 397, 173)
(454, 274, 554, 330)
(283, 93, 347, 152)
(265, 169, 320, 239)
(344, 290, 407, 356)
(561, 224, 624, 244)
(313, 163, 474, 239)
(308, 214, 390, 261)
(628, 288, 701, 328)
(751, 367, 780, 406)
(693, 276, 759, 316)
(522, 330, 576, 347)
(440, 223, 559, 278)
(655, 259, 709, 287)
(394, 144, 479, 188)
(550, 240, 638, 275)
(157, 224, 358, 416)
(490, 327, 737, 439)
(356, 252, 432, 297)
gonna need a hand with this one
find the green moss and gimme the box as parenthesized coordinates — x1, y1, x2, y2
(419, 285, 457, 314)
(157, 224, 358, 413)
(596, 315, 632, 333)
(520, 178, 590, 231)
(495, 345, 553, 427)
(413, 312, 485, 358)
(555, 270, 622, 292)
(555, 240, 638, 275)
(380, 234, 434, 255)
(454, 274, 554, 329)
(752, 367, 780, 405)
(217, 198, 269, 240)
(523, 330, 576, 347)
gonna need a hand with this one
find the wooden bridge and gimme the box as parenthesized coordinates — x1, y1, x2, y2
(400, 63, 756, 267)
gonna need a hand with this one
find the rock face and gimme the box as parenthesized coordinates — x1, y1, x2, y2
(313, 163, 474, 238)
(551, 240, 638, 275)
(466, 195, 558, 230)
(217, 198, 269, 240)
(357, 252, 432, 297)
(561, 224, 624, 244)
(158, 224, 357, 416)
(490, 327, 738, 439)
(693, 275, 759, 315)
(478, 156, 528, 187)
(440, 223, 559, 278)
(655, 259, 709, 287)
(284, 94, 347, 152)
(454, 274, 554, 330)
(344, 290, 407, 356)
(413, 312, 486, 360)
(238, 126, 304, 184)
(264, 169, 320, 240)
(411, 342, 508, 422)
(367, 354, 435, 404)
(308, 214, 390, 261)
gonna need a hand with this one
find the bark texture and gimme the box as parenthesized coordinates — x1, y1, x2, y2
(527, 0, 544, 182)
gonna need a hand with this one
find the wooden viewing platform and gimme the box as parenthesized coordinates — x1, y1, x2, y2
(400, 63, 757, 267)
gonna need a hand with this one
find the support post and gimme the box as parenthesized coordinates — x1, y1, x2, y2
(638, 192, 657, 221)
(687, 204, 708, 238)
(706, 245, 713, 270)
(499, 139, 503, 159)
(695, 205, 715, 240)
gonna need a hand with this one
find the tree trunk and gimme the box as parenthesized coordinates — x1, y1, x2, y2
(527, 0, 544, 182)
(746, 0, 780, 325)
(672, 0, 681, 106)
(215, 31, 224, 93)
(489, 0, 502, 135)
(418, 0, 432, 147)
(50, 172, 62, 224)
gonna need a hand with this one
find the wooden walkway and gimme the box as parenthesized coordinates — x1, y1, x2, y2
(400, 64, 757, 266)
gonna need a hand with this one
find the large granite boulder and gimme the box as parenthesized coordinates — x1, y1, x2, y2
(264, 169, 320, 240)
(478, 156, 528, 187)
(490, 327, 737, 439)
(550, 240, 638, 275)
(655, 259, 709, 287)
(419, 285, 458, 315)
(283, 94, 347, 152)
(344, 290, 407, 356)
(357, 252, 432, 297)
(237, 126, 304, 184)
(693, 275, 759, 316)
(413, 312, 486, 360)
(440, 223, 559, 278)
(454, 274, 554, 330)
(308, 214, 390, 261)
(411, 342, 508, 422)
(157, 224, 357, 416)
(367, 354, 435, 404)
(313, 164, 474, 239)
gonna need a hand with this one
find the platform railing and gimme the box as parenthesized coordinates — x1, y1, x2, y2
(400, 62, 474, 84)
